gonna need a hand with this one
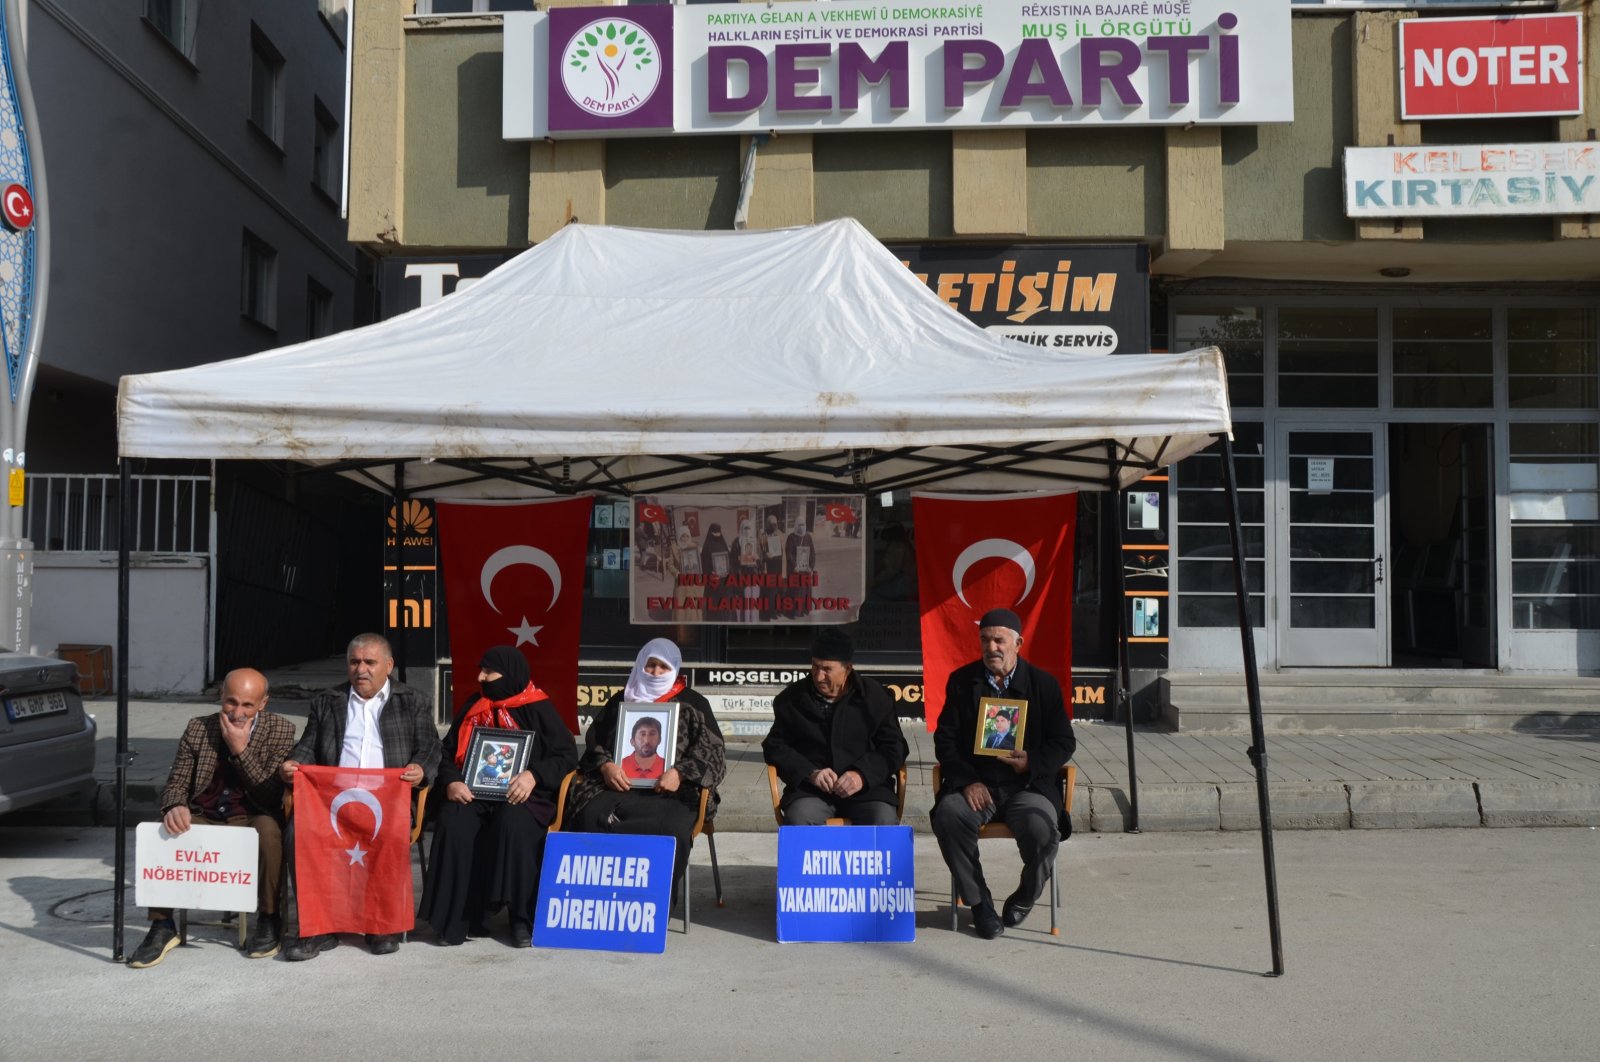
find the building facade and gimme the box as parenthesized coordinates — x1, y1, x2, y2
(20, 1, 360, 690)
(350, 0, 1600, 725)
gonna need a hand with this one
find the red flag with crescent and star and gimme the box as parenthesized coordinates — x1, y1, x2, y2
(293, 766, 414, 936)
(913, 491, 1076, 732)
(437, 497, 593, 730)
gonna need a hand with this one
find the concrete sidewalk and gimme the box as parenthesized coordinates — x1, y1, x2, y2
(12, 696, 1596, 832)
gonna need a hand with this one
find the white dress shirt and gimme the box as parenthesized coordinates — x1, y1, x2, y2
(340, 679, 391, 769)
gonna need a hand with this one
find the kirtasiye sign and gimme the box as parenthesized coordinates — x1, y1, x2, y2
(1343, 143, 1598, 218)
(504, 1, 1293, 139)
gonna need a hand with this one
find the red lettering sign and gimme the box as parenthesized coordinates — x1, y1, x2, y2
(1400, 14, 1582, 119)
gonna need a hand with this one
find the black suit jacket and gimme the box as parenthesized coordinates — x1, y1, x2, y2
(934, 657, 1075, 837)
(764, 674, 907, 808)
(289, 681, 444, 787)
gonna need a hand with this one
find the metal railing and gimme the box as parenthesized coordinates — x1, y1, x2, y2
(23, 473, 211, 554)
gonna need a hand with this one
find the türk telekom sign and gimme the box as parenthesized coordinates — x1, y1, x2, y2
(503, 1, 1293, 139)
(1399, 13, 1584, 120)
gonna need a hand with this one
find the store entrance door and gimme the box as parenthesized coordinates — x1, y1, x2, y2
(1276, 425, 1390, 666)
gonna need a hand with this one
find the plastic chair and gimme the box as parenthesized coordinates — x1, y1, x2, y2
(550, 770, 723, 934)
(932, 763, 1076, 937)
(765, 764, 909, 826)
(176, 908, 248, 948)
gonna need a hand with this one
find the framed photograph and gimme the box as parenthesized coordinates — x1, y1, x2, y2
(616, 702, 679, 788)
(613, 500, 632, 528)
(974, 697, 1027, 757)
(594, 504, 614, 529)
(464, 727, 535, 801)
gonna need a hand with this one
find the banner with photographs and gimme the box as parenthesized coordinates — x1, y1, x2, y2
(630, 494, 866, 625)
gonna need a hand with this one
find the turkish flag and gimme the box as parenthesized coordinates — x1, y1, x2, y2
(913, 491, 1076, 731)
(638, 502, 668, 525)
(437, 497, 592, 731)
(824, 502, 858, 524)
(293, 766, 414, 936)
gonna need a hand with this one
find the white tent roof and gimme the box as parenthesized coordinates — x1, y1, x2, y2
(117, 218, 1230, 495)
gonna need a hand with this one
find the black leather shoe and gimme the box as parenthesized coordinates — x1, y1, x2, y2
(508, 919, 533, 948)
(972, 900, 1004, 940)
(283, 934, 339, 962)
(244, 914, 282, 959)
(1002, 891, 1033, 928)
(128, 920, 179, 969)
(366, 933, 401, 955)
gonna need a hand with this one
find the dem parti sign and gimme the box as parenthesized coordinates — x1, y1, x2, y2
(503, 1, 1292, 139)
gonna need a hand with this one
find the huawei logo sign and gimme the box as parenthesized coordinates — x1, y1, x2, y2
(388, 500, 435, 547)
(389, 500, 433, 536)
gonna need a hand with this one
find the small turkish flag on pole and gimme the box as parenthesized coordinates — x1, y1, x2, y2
(638, 502, 668, 525)
(293, 766, 414, 936)
(437, 497, 593, 731)
(824, 502, 858, 524)
(913, 492, 1076, 731)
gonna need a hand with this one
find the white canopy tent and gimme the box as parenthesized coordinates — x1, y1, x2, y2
(111, 219, 1281, 972)
(118, 218, 1229, 495)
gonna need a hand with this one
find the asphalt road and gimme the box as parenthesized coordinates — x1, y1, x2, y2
(1, 827, 1595, 1061)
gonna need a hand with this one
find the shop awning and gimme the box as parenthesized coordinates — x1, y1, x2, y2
(117, 218, 1230, 495)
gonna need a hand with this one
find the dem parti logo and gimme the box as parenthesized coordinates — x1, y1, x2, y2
(561, 18, 660, 117)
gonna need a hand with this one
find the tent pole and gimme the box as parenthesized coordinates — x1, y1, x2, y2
(1219, 432, 1284, 976)
(113, 457, 132, 961)
(392, 461, 407, 685)
(1107, 466, 1140, 832)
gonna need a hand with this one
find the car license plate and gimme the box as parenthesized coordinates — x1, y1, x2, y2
(6, 691, 68, 721)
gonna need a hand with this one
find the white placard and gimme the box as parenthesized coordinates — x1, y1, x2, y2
(1307, 458, 1334, 494)
(135, 822, 261, 912)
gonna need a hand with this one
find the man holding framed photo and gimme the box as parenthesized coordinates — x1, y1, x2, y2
(764, 628, 908, 825)
(931, 609, 1075, 939)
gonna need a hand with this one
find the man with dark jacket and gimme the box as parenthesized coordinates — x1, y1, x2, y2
(932, 609, 1075, 939)
(277, 632, 442, 961)
(764, 628, 907, 825)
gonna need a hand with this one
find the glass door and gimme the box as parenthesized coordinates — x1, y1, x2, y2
(1276, 426, 1390, 666)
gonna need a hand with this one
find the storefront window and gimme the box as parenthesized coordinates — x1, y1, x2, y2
(1174, 423, 1265, 627)
(1278, 307, 1378, 408)
(1174, 306, 1262, 409)
(1393, 306, 1492, 408)
(1508, 308, 1598, 410)
(1509, 424, 1600, 630)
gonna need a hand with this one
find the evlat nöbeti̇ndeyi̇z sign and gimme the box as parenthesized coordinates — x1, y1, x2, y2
(503, 1, 1293, 139)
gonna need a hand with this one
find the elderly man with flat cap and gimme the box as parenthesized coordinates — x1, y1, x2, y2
(931, 608, 1075, 939)
(764, 628, 908, 825)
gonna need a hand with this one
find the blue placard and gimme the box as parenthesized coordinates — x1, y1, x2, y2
(534, 831, 675, 954)
(775, 825, 915, 943)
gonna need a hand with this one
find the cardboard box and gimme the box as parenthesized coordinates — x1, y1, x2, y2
(56, 643, 113, 695)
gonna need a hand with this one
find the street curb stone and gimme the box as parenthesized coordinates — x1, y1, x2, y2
(1477, 781, 1600, 827)
(1219, 782, 1351, 830)
(1349, 781, 1481, 829)
(1089, 784, 1221, 832)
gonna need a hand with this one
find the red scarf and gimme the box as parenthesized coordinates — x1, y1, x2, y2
(454, 682, 546, 767)
(655, 677, 687, 703)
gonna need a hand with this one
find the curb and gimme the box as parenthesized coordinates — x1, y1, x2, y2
(19, 779, 1600, 833)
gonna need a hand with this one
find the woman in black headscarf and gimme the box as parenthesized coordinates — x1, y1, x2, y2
(699, 522, 733, 621)
(418, 646, 577, 947)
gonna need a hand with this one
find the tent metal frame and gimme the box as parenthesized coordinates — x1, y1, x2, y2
(111, 432, 1284, 976)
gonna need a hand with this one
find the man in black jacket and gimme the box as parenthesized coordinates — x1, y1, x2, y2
(932, 609, 1075, 939)
(277, 632, 442, 961)
(764, 628, 907, 825)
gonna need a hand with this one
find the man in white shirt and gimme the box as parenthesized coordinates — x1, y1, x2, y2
(279, 633, 442, 961)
